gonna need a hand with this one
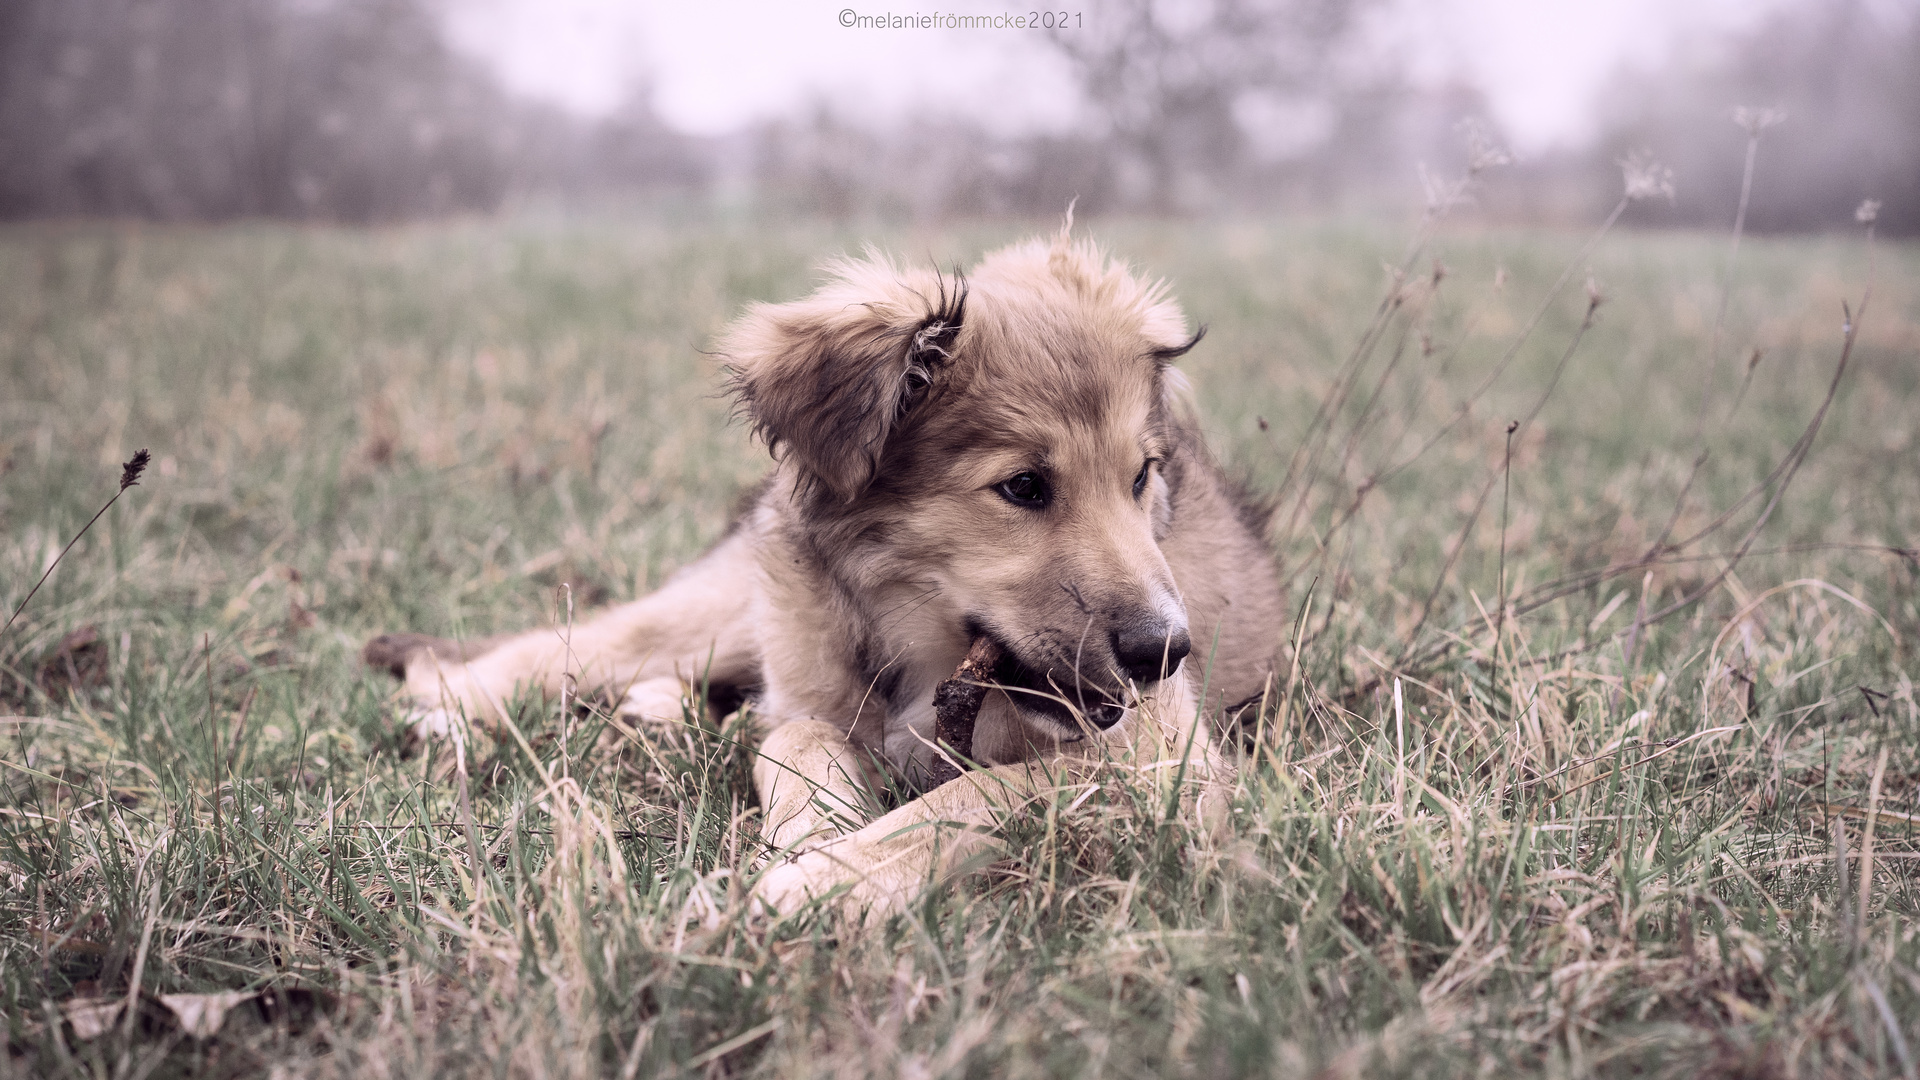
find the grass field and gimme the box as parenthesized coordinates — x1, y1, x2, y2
(2, 209, 1917, 1078)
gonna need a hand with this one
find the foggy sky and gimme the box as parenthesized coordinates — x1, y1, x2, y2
(444, 0, 1791, 152)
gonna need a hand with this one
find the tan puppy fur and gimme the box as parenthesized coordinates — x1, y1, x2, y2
(364, 230, 1285, 920)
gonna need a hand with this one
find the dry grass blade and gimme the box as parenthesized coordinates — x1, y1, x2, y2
(2, 449, 149, 638)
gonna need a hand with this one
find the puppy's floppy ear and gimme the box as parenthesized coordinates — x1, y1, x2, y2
(722, 260, 965, 500)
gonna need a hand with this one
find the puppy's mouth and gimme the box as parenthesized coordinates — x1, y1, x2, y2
(969, 625, 1129, 732)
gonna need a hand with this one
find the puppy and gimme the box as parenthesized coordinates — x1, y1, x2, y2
(365, 230, 1284, 917)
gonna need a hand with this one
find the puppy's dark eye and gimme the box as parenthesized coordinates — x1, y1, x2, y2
(903, 369, 929, 393)
(1132, 460, 1153, 500)
(996, 471, 1050, 508)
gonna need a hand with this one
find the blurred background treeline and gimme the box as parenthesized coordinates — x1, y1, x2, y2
(1, 0, 1914, 232)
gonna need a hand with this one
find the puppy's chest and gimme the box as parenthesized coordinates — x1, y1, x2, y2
(753, 574, 945, 749)
(836, 622, 960, 771)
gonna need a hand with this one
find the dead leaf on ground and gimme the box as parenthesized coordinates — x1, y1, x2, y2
(61, 995, 123, 1039)
(158, 991, 258, 1039)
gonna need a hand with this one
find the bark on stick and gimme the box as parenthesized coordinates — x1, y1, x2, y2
(926, 636, 1002, 788)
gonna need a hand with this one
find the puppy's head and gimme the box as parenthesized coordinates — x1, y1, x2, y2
(722, 235, 1202, 739)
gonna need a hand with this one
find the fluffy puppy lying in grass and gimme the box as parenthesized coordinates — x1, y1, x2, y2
(365, 229, 1284, 917)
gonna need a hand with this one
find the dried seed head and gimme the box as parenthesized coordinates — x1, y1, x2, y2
(1733, 106, 1786, 135)
(1383, 262, 1409, 308)
(1855, 199, 1881, 225)
(1619, 151, 1675, 203)
(120, 449, 150, 491)
(1457, 118, 1511, 174)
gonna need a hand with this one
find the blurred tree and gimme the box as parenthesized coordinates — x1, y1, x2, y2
(0, 0, 516, 221)
(1043, 0, 1370, 212)
(746, 104, 1121, 222)
(508, 83, 711, 206)
(0, 0, 707, 221)
(750, 104, 885, 220)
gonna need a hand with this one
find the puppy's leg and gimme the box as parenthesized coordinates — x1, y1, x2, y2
(400, 528, 760, 743)
(753, 720, 885, 852)
(615, 675, 695, 725)
(362, 633, 510, 679)
(755, 672, 1229, 921)
(754, 759, 1057, 920)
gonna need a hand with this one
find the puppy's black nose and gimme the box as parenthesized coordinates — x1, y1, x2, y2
(1112, 617, 1191, 684)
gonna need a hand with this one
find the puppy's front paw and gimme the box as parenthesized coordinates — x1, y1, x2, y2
(752, 841, 919, 926)
(400, 706, 469, 759)
(618, 676, 691, 724)
(753, 854, 838, 917)
(754, 846, 891, 923)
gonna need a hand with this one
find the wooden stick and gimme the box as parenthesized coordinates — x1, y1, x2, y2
(926, 637, 1002, 788)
